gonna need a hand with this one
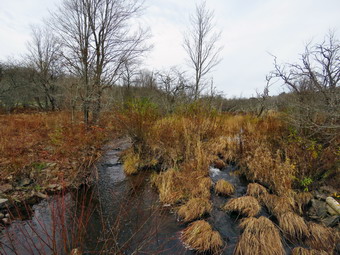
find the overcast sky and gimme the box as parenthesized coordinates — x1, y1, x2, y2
(0, 0, 339, 98)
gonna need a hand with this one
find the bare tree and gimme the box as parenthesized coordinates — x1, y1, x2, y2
(269, 32, 340, 143)
(26, 25, 63, 111)
(156, 67, 190, 112)
(183, 1, 223, 100)
(51, 0, 150, 124)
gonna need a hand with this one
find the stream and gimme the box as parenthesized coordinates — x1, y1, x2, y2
(0, 139, 255, 255)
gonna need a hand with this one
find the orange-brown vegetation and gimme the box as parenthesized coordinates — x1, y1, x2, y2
(0, 112, 116, 201)
(235, 216, 284, 255)
(181, 220, 223, 254)
(222, 196, 261, 217)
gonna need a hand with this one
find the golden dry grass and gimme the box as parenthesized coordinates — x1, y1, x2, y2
(277, 212, 309, 241)
(181, 220, 223, 254)
(246, 183, 268, 199)
(151, 168, 211, 204)
(123, 150, 140, 175)
(177, 198, 212, 222)
(291, 247, 329, 255)
(215, 179, 235, 196)
(190, 176, 212, 199)
(305, 222, 336, 253)
(262, 193, 295, 216)
(244, 146, 296, 196)
(151, 168, 184, 204)
(235, 216, 284, 255)
(222, 196, 261, 217)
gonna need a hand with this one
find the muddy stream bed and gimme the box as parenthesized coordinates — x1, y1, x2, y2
(0, 139, 296, 254)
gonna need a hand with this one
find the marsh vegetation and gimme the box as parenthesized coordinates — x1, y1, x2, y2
(0, 0, 339, 254)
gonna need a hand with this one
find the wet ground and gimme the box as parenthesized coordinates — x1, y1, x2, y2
(0, 139, 283, 255)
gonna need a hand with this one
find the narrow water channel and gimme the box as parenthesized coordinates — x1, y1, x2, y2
(1, 139, 262, 255)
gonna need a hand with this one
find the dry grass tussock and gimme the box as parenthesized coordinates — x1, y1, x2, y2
(222, 196, 261, 217)
(177, 198, 212, 222)
(305, 222, 337, 253)
(291, 247, 329, 255)
(122, 148, 158, 175)
(235, 216, 284, 255)
(244, 145, 295, 196)
(0, 112, 113, 195)
(181, 220, 223, 254)
(262, 193, 295, 216)
(123, 149, 140, 175)
(246, 183, 268, 199)
(151, 168, 211, 204)
(277, 212, 309, 241)
(215, 179, 235, 196)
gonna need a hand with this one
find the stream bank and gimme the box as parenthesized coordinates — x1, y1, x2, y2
(1, 138, 338, 254)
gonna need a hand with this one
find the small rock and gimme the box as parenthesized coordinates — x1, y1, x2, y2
(2, 218, 9, 225)
(326, 204, 338, 216)
(0, 184, 13, 193)
(313, 190, 327, 201)
(326, 196, 340, 215)
(20, 178, 32, 187)
(5, 213, 9, 218)
(308, 199, 328, 219)
(0, 198, 8, 208)
(0, 213, 4, 218)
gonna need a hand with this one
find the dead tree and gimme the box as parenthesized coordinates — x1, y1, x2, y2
(269, 32, 340, 143)
(51, 0, 150, 124)
(26, 25, 62, 111)
(183, 1, 223, 100)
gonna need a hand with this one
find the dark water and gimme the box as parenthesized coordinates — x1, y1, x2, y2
(0, 139, 190, 254)
(0, 139, 254, 255)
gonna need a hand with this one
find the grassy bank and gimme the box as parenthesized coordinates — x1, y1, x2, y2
(0, 111, 117, 203)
